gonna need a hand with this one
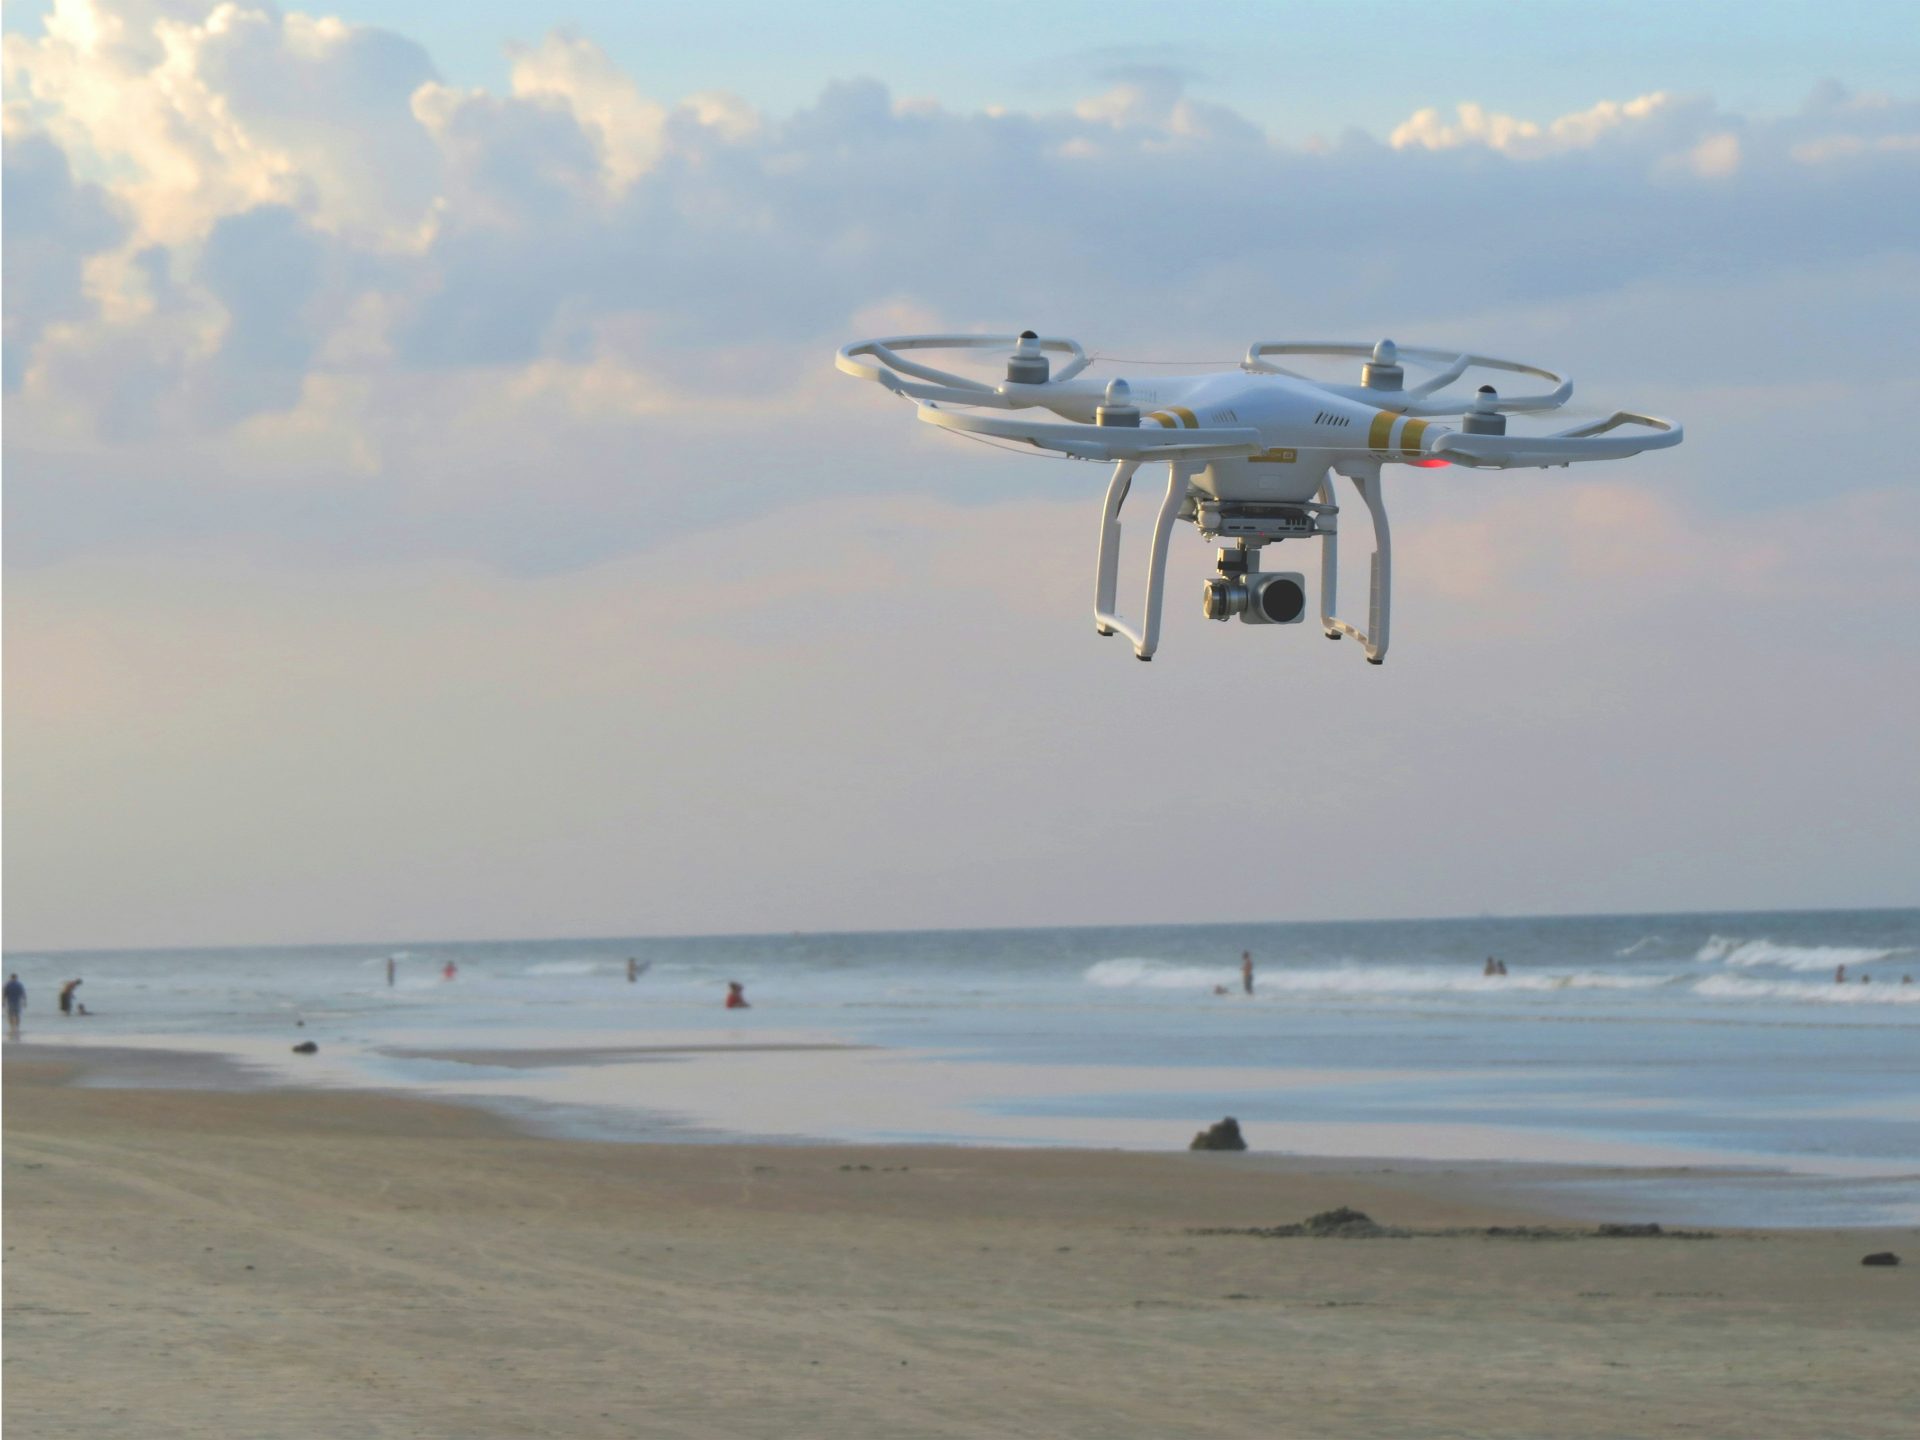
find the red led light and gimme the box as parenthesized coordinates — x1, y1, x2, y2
(1411, 458, 1450, 468)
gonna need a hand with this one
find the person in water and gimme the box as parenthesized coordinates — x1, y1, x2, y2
(725, 981, 749, 1009)
(442, 960, 458, 981)
(1835, 964, 1847, 984)
(59, 979, 82, 1015)
(4, 974, 24, 1040)
(1483, 957, 1497, 977)
(386, 957, 396, 988)
(1241, 951, 1254, 995)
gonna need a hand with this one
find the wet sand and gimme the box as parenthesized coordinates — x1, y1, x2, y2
(4, 1050, 1915, 1438)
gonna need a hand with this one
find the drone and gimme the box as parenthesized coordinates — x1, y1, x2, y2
(836, 332, 1682, 663)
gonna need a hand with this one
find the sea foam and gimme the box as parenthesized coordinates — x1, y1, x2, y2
(1696, 935, 1910, 972)
(1692, 974, 1920, 1004)
(1084, 958, 1666, 996)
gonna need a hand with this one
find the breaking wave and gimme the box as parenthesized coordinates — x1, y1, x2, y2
(1615, 935, 1666, 957)
(1696, 935, 1910, 972)
(1085, 958, 1232, 990)
(1084, 959, 1667, 996)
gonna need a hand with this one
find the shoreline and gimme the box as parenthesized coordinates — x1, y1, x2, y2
(6, 1048, 1916, 1438)
(7, 1036, 1912, 1228)
(9, 1039, 1918, 1229)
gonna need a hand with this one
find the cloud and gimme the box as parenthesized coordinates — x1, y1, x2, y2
(1389, 91, 1692, 158)
(0, 119, 127, 390)
(3, 0, 441, 248)
(0, 4, 1912, 586)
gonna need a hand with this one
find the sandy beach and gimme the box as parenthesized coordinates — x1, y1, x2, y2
(4, 1049, 1915, 1439)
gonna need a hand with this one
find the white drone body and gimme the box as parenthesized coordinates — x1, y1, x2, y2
(836, 332, 1682, 663)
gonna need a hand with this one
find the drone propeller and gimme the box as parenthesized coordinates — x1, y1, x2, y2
(836, 332, 1095, 407)
(1429, 406, 1683, 467)
(1246, 338, 1574, 416)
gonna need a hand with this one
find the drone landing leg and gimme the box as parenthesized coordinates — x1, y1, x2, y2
(1322, 468, 1391, 664)
(1092, 459, 1190, 661)
(1093, 460, 1139, 637)
(1317, 473, 1340, 639)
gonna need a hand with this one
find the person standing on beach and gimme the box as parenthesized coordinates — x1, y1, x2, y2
(59, 979, 82, 1015)
(1241, 951, 1255, 996)
(4, 974, 25, 1039)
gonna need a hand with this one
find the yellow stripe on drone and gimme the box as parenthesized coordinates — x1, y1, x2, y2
(1170, 406, 1200, 429)
(1368, 410, 1396, 451)
(1400, 418, 1429, 456)
(1147, 411, 1177, 428)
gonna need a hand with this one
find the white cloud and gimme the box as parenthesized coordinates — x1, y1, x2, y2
(3, 0, 441, 247)
(1388, 92, 1682, 157)
(505, 30, 668, 190)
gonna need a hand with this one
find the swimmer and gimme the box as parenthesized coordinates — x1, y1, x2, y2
(1241, 951, 1255, 996)
(725, 981, 750, 1010)
(442, 960, 458, 981)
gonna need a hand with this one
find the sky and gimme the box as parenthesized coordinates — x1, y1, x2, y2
(3, 0, 1917, 950)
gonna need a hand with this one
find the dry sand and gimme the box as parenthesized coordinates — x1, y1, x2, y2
(4, 1050, 1914, 1438)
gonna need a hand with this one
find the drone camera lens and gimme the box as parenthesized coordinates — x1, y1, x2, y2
(1201, 578, 1246, 621)
(1257, 576, 1306, 624)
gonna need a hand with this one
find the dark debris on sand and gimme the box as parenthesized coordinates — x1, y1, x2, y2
(1191, 1208, 1716, 1241)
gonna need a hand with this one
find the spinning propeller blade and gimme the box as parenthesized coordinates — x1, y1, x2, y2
(1428, 411, 1684, 467)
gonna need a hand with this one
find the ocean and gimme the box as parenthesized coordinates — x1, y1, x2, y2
(8, 907, 1917, 1226)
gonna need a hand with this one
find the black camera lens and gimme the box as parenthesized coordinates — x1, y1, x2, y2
(1258, 577, 1306, 623)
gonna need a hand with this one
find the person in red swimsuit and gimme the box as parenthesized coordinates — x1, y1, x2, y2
(725, 981, 749, 1009)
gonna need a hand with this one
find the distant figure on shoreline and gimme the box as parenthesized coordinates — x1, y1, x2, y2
(59, 979, 82, 1016)
(4, 974, 24, 1039)
(1835, 964, 1847, 984)
(386, 957, 397, 988)
(1484, 957, 1508, 977)
(442, 960, 458, 982)
(1241, 951, 1254, 996)
(725, 980, 749, 1009)
(1483, 957, 1497, 977)
(627, 957, 650, 983)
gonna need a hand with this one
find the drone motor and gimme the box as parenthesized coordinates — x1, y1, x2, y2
(1005, 330, 1050, 385)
